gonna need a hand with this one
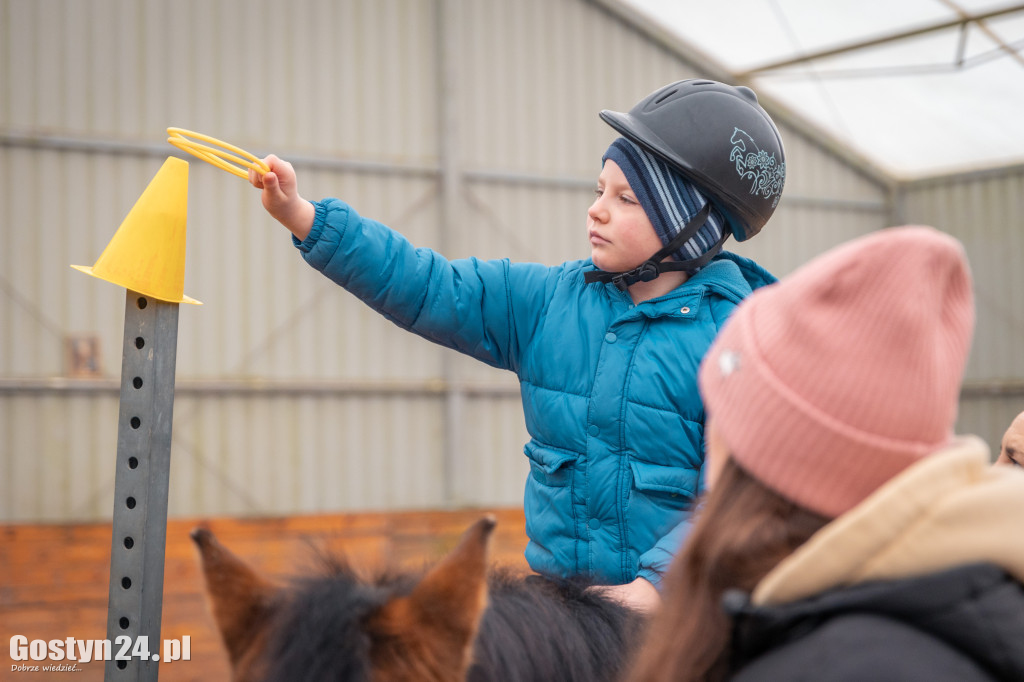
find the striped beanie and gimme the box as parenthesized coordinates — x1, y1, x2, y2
(698, 226, 974, 518)
(603, 137, 727, 267)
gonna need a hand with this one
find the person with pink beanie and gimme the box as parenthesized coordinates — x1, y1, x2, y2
(629, 226, 1024, 681)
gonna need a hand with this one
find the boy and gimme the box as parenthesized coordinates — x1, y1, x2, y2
(250, 79, 785, 611)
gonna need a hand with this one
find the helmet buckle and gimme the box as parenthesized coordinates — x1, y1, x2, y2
(637, 262, 659, 282)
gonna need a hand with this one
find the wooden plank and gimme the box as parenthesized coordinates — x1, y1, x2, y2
(0, 508, 528, 681)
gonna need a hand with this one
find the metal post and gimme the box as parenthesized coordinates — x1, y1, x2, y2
(437, 0, 464, 505)
(104, 291, 179, 681)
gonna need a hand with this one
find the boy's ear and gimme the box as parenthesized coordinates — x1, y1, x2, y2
(366, 516, 496, 681)
(190, 527, 280, 667)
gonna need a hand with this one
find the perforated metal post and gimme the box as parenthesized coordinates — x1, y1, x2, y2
(104, 291, 179, 681)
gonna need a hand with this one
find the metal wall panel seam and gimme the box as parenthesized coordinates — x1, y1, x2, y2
(0, 377, 521, 396)
(0, 131, 892, 212)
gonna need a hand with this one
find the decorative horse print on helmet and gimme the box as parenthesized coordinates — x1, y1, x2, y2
(730, 128, 786, 208)
(192, 517, 643, 682)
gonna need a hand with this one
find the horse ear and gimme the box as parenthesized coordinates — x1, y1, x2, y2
(190, 527, 280, 667)
(367, 516, 495, 681)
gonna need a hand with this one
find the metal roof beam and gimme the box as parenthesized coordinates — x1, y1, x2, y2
(939, 0, 1024, 68)
(738, 3, 1024, 76)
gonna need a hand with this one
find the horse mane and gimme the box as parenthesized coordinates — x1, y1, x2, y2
(245, 558, 395, 681)
(194, 520, 644, 682)
(254, 556, 641, 682)
(471, 569, 644, 682)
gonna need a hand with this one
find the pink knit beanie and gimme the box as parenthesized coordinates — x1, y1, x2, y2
(698, 226, 974, 518)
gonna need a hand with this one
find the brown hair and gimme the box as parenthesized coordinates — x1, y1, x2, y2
(627, 457, 831, 682)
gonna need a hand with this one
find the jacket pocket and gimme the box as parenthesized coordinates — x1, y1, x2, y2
(522, 441, 580, 575)
(524, 441, 579, 487)
(629, 459, 699, 511)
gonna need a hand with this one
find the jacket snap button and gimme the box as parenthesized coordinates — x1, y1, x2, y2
(588, 425, 599, 437)
(680, 306, 690, 314)
(605, 332, 617, 343)
(588, 518, 601, 530)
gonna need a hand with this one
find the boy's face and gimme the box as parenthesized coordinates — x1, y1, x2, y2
(587, 160, 662, 272)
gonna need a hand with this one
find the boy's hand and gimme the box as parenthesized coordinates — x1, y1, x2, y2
(249, 154, 315, 241)
(587, 577, 661, 614)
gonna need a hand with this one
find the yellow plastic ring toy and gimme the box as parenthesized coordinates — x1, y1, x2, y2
(167, 128, 270, 180)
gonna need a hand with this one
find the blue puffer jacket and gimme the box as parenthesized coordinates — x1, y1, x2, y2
(295, 198, 776, 587)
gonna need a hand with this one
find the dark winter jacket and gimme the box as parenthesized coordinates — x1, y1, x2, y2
(727, 562, 1024, 681)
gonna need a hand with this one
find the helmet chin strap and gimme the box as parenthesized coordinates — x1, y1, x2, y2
(584, 205, 726, 292)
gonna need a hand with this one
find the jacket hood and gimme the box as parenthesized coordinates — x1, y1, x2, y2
(709, 250, 777, 293)
(657, 250, 777, 306)
(753, 436, 1024, 606)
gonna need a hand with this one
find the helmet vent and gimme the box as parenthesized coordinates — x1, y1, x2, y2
(654, 88, 679, 104)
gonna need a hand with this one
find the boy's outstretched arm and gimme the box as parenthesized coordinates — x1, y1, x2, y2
(249, 154, 315, 241)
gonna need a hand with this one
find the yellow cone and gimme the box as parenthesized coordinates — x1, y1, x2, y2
(72, 156, 201, 305)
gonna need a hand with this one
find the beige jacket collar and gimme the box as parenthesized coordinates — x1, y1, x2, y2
(753, 435, 1024, 606)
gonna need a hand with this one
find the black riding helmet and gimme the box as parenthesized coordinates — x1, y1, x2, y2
(599, 79, 786, 242)
(585, 79, 785, 290)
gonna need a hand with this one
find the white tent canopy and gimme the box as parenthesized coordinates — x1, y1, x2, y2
(619, 0, 1024, 180)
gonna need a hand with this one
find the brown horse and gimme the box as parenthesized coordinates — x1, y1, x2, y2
(192, 517, 644, 682)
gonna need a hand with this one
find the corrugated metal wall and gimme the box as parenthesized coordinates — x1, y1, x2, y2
(899, 165, 1024, 452)
(2, 0, 893, 522)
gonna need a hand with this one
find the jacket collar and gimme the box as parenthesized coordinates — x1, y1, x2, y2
(588, 251, 775, 311)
